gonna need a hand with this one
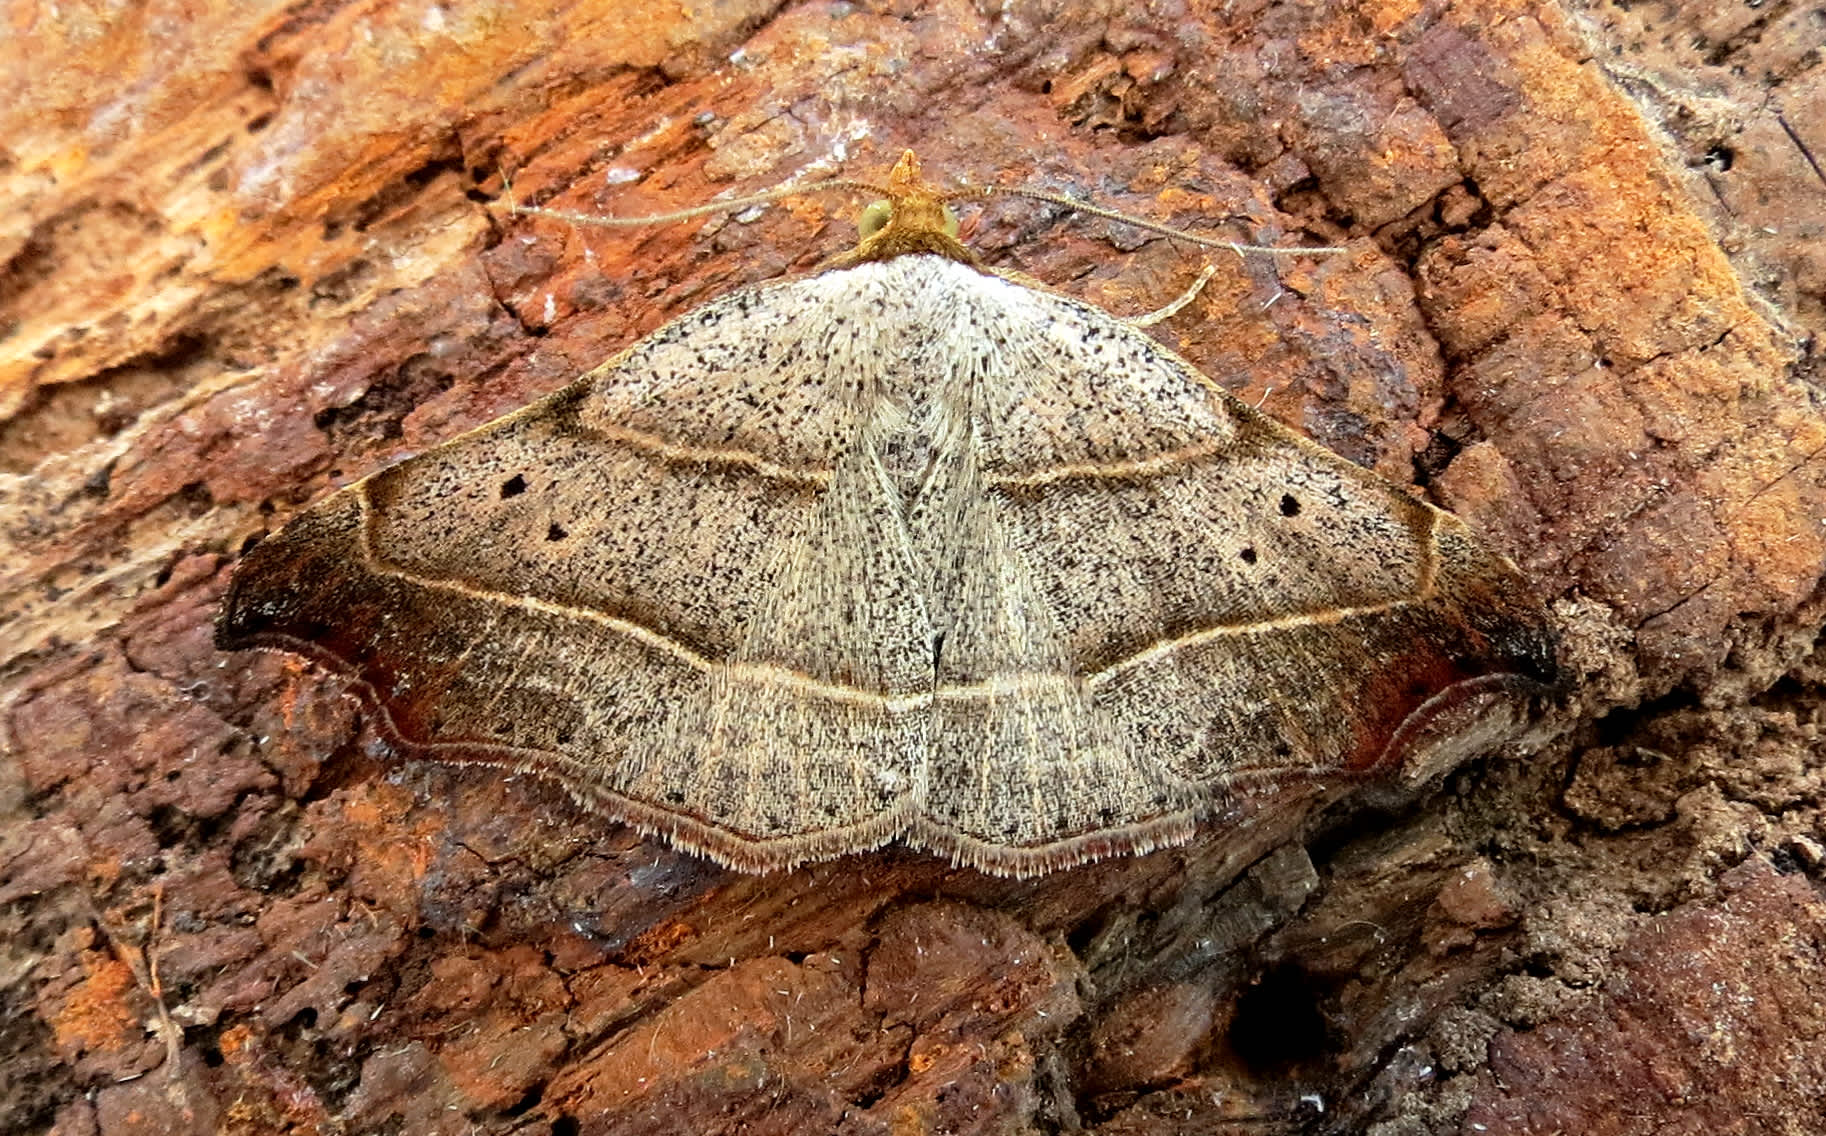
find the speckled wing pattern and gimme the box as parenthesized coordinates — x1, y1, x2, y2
(218, 254, 1558, 874)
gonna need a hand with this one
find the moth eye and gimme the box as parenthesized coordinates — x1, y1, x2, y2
(859, 199, 893, 238)
(942, 204, 959, 239)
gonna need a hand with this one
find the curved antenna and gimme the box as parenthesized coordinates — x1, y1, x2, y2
(500, 169, 891, 230)
(968, 184, 1348, 257)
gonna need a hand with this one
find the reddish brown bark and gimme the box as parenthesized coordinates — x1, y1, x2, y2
(3, 2, 1823, 1134)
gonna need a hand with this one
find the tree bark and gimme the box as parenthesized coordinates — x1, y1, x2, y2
(3, 1, 1823, 1134)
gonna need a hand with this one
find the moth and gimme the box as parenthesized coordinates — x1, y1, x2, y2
(218, 152, 1559, 875)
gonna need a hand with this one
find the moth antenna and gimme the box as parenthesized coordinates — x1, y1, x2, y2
(966, 184, 1348, 257)
(501, 173, 892, 229)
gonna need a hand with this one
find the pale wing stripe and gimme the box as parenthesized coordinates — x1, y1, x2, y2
(359, 479, 1437, 706)
(586, 423, 832, 487)
(985, 438, 1228, 487)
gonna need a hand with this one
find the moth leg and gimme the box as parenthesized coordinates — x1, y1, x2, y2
(1125, 264, 1218, 328)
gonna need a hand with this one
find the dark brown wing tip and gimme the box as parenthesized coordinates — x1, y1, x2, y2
(214, 563, 270, 653)
(1377, 672, 1553, 788)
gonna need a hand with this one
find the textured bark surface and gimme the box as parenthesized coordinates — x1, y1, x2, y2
(3, 1, 1823, 1134)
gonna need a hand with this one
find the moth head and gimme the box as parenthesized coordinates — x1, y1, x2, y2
(859, 198, 960, 242)
(836, 149, 979, 269)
